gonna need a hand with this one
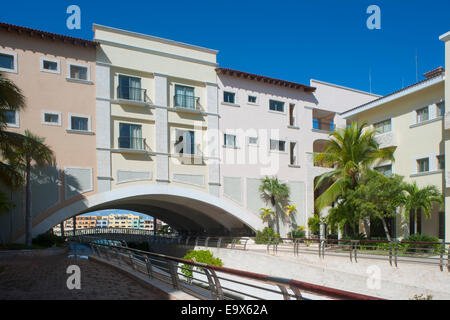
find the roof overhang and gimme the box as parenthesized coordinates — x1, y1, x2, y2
(216, 67, 316, 92)
(440, 31, 450, 42)
(341, 75, 445, 119)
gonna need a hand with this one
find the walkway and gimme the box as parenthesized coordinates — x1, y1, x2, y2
(0, 247, 171, 300)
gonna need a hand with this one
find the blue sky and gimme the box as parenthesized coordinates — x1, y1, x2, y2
(79, 209, 153, 219)
(2, 0, 449, 95)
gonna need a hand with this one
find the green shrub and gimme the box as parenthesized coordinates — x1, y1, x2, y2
(290, 226, 306, 239)
(32, 233, 64, 248)
(307, 215, 321, 235)
(181, 250, 223, 281)
(254, 227, 281, 244)
(400, 234, 441, 254)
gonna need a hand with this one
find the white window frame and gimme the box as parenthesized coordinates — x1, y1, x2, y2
(5, 109, 19, 128)
(269, 99, 285, 113)
(248, 95, 258, 105)
(68, 113, 92, 132)
(416, 157, 430, 173)
(67, 62, 91, 82)
(224, 133, 238, 148)
(223, 91, 237, 104)
(269, 139, 287, 153)
(373, 118, 392, 134)
(0, 49, 18, 74)
(40, 57, 61, 74)
(248, 136, 258, 146)
(41, 110, 62, 126)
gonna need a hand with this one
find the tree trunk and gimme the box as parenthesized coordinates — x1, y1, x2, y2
(381, 217, 392, 242)
(25, 159, 32, 247)
(414, 210, 418, 235)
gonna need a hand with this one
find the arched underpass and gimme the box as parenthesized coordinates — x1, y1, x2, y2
(27, 184, 264, 240)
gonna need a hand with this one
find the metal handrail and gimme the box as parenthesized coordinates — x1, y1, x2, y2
(118, 137, 146, 150)
(147, 235, 450, 272)
(90, 242, 382, 300)
(117, 86, 147, 102)
(174, 94, 200, 110)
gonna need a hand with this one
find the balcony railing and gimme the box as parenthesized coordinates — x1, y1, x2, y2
(117, 86, 147, 102)
(174, 94, 199, 110)
(313, 119, 335, 132)
(118, 137, 145, 150)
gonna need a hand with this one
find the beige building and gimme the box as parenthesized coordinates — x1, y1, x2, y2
(341, 66, 446, 240)
(0, 23, 98, 242)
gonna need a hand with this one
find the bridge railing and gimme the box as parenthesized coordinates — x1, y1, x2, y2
(64, 227, 154, 238)
(90, 242, 383, 300)
(149, 235, 450, 272)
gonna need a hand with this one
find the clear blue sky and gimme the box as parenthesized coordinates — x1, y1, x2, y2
(2, 0, 449, 95)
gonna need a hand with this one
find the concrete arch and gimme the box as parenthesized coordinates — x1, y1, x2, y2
(28, 184, 264, 240)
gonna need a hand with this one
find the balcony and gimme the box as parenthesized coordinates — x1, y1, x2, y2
(117, 86, 148, 103)
(118, 137, 146, 152)
(313, 119, 335, 132)
(374, 131, 397, 148)
(174, 94, 200, 111)
(174, 144, 204, 164)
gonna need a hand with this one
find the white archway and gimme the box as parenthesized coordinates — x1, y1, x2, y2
(26, 184, 264, 241)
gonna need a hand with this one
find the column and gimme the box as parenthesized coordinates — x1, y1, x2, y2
(96, 63, 112, 192)
(154, 74, 170, 184)
(205, 83, 220, 196)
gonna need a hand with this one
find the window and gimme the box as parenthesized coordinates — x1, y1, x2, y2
(375, 165, 392, 176)
(40, 58, 60, 74)
(69, 115, 90, 132)
(373, 119, 392, 134)
(437, 102, 445, 117)
(68, 63, 89, 81)
(5, 110, 19, 127)
(416, 107, 429, 123)
(248, 136, 258, 145)
(269, 100, 284, 112)
(119, 123, 143, 149)
(289, 142, 297, 165)
(0, 51, 16, 73)
(42, 111, 61, 126)
(224, 134, 237, 148)
(417, 158, 429, 173)
(175, 129, 195, 155)
(438, 155, 445, 170)
(289, 104, 296, 126)
(248, 95, 257, 103)
(224, 92, 235, 104)
(175, 85, 196, 109)
(270, 139, 286, 152)
(118, 75, 143, 101)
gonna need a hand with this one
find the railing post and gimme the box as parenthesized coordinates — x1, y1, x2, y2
(389, 241, 393, 267)
(144, 255, 153, 279)
(394, 241, 398, 268)
(195, 237, 199, 247)
(203, 268, 224, 300)
(217, 237, 222, 249)
(354, 240, 358, 263)
(243, 239, 248, 251)
(205, 237, 210, 248)
(128, 253, 136, 270)
(440, 239, 445, 272)
(168, 261, 180, 290)
(277, 285, 291, 300)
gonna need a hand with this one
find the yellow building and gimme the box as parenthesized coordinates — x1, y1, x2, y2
(341, 67, 446, 240)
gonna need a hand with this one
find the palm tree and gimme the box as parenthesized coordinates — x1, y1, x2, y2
(0, 72, 26, 188)
(313, 121, 395, 212)
(259, 177, 290, 235)
(402, 181, 443, 235)
(14, 130, 55, 246)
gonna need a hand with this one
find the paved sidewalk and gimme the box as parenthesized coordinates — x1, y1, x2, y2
(0, 253, 171, 300)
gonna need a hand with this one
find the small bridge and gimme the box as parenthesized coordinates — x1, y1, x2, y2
(65, 227, 153, 243)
